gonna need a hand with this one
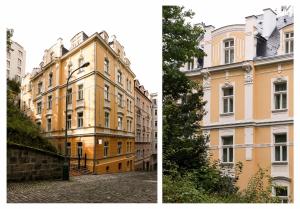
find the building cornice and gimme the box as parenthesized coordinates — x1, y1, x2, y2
(185, 61, 249, 77)
(61, 32, 136, 78)
(254, 54, 293, 66)
(201, 118, 293, 130)
(212, 24, 245, 37)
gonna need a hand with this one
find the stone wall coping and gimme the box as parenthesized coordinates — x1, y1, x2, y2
(7, 142, 64, 159)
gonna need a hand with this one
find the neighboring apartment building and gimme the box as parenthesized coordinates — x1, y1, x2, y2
(150, 93, 158, 170)
(135, 80, 153, 171)
(21, 31, 136, 174)
(7, 41, 26, 82)
(181, 8, 293, 202)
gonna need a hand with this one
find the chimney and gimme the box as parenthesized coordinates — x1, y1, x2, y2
(203, 25, 215, 68)
(262, 8, 277, 39)
(245, 15, 257, 59)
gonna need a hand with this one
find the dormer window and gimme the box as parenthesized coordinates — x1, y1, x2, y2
(224, 39, 234, 64)
(285, 32, 294, 54)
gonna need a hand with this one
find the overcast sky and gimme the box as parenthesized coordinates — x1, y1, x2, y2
(165, 0, 294, 29)
(2, 0, 161, 94)
(1, 0, 295, 94)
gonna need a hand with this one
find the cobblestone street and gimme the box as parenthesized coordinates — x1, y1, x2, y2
(7, 171, 157, 203)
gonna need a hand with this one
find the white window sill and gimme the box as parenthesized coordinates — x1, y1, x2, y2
(272, 109, 288, 113)
(220, 162, 234, 166)
(272, 161, 288, 165)
(220, 112, 234, 117)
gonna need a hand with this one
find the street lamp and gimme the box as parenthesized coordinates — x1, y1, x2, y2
(63, 61, 90, 180)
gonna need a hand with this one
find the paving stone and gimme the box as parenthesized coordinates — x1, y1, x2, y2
(7, 171, 157, 203)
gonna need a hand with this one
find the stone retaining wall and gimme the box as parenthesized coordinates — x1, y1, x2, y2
(7, 143, 64, 181)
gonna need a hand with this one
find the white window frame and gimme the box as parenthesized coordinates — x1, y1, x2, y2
(38, 82, 43, 94)
(274, 133, 288, 162)
(117, 70, 122, 84)
(67, 88, 72, 104)
(219, 129, 235, 165)
(77, 112, 83, 128)
(117, 93, 123, 107)
(48, 72, 53, 87)
(104, 141, 109, 157)
(224, 39, 234, 64)
(47, 95, 52, 110)
(104, 85, 109, 101)
(17, 58, 22, 66)
(273, 81, 287, 110)
(104, 58, 109, 74)
(222, 86, 234, 114)
(284, 32, 294, 54)
(117, 141, 122, 155)
(77, 84, 84, 100)
(78, 58, 84, 73)
(47, 118, 52, 132)
(117, 116, 123, 130)
(37, 101, 42, 114)
(271, 126, 289, 165)
(67, 114, 72, 130)
(221, 136, 234, 163)
(104, 111, 110, 128)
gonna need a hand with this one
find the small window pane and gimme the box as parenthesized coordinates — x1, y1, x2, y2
(223, 88, 233, 96)
(225, 50, 229, 64)
(229, 98, 233, 112)
(285, 41, 289, 53)
(230, 49, 234, 63)
(223, 148, 227, 162)
(229, 147, 233, 162)
(275, 134, 286, 143)
(223, 98, 228, 113)
(275, 146, 281, 161)
(285, 33, 289, 38)
(290, 40, 294, 53)
(276, 187, 288, 196)
(275, 83, 287, 91)
(223, 136, 233, 145)
(282, 94, 287, 109)
(282, 146, 287, 161)
(225, 42, 229, 47)
(275, 94, 281, 109)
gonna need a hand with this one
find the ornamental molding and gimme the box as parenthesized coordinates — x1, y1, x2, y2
(242, 62, 253, 84)
(202, 68, 211, 90)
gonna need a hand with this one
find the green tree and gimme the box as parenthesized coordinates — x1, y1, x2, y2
(7, 79, 57, 153)
(240, 167, 280, 203)
(163, 5, 207, 176)
(162, 6, 241, 202)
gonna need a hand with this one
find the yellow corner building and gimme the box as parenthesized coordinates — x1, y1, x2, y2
(182, 8, 293, 202)
(21, 31, 141, 174)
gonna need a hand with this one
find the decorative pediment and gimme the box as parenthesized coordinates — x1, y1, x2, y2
(274, 76, 286, 83)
